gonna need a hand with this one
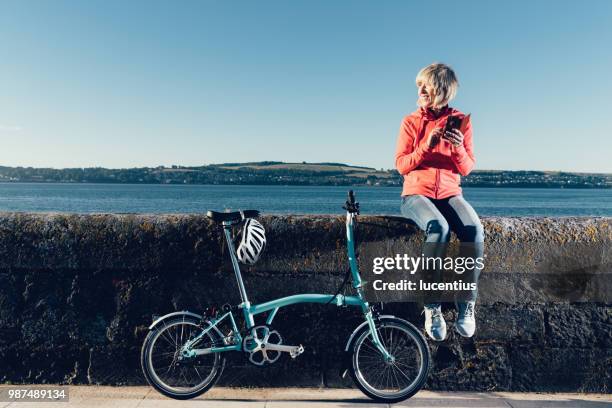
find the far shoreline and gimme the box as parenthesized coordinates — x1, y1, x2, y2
(0, 162, 609, 189)
(0, 181, 610, 190)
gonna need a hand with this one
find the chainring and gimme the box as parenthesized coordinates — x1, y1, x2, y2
(242, 325, 283, 366)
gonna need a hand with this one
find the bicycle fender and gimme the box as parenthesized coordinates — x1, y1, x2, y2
(149, 311, 203, 330)
(344, 314, 397, 352)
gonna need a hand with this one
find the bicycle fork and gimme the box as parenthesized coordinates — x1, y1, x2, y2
(346, 211, 394, 363)
(363, 308, 394, 362)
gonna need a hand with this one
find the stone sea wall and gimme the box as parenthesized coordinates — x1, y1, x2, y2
(0, 213, 610, 392)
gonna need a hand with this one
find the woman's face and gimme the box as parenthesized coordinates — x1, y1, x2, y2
(416, 79, 435, 108)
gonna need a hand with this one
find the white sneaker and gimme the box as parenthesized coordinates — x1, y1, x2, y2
(424, 304, 447, 341)
(455, 301, 476, 337)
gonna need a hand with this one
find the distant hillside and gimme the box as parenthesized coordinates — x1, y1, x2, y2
(218, 161, 377, 173)
(0, 162, 609, 188)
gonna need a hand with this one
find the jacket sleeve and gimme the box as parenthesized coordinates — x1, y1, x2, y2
(451, 116, 475, 176)
(395, 117, 430, 175)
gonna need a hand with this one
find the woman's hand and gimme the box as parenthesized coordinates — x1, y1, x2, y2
(443, 128, 464, 147)
(426, 127, 444, 149)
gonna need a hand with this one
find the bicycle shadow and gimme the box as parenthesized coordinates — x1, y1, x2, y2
(195, 395, 612, 407)
(197, 397, 387, 405)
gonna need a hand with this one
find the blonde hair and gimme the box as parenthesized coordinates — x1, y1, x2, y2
(416, 63, 459, 109)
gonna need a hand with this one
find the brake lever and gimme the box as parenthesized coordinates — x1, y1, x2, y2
(342, 201, 360, 214)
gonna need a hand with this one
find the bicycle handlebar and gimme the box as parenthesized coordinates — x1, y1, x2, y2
(343, 190, 360, 214)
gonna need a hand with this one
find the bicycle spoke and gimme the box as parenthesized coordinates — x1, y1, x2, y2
(159, 330, 178, 348)
(389, 363, 401, 390)
(180, 322, 185, 346)
(391, 361, 414, 383)
(194, 366, 202, 381)
(361, 340, 381, 355)
(372, 365, 386, 390)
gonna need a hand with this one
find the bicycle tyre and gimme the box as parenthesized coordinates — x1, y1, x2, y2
(141, 316, 225, 400)
(348, 316, 430, 403)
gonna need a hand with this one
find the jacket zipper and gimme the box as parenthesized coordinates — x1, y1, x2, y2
(419, 114, 442, 198)
(434, 119, 440, 198)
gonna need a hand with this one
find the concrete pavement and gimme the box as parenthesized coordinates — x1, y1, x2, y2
(0, 386, 610, 408)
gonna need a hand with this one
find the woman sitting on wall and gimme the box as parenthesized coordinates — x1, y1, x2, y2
(395, 63, 485, 341)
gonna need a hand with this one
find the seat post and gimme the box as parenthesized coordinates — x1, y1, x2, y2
(222, 222, 250, 304)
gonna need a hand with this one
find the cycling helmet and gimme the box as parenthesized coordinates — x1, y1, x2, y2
(237, 218, 266, 265)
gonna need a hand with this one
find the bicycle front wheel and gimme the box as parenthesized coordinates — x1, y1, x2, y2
(348, 316, 430, 403)
(141, 316, 225, 400)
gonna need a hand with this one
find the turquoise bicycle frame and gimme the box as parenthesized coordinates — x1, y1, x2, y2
(180, 211, 393, 361)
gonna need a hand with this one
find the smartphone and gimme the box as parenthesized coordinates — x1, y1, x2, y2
(444, 115, 462, 132)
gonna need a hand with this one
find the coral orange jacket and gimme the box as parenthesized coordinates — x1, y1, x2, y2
(395, 106, 474, 199)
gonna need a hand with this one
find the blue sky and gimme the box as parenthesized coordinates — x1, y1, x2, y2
(0, 0, 610, 172)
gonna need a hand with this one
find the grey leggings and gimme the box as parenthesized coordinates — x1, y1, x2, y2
(400, 194, 484, 303)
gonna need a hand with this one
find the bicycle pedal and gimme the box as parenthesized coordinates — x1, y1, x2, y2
(290, 344, 304, 359)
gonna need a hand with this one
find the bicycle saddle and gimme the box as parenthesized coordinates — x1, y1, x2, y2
(206, 210, 260, 223)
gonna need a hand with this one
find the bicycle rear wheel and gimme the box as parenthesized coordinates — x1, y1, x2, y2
(141, 316, 225, 400)
(348, 316, 430, 403)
